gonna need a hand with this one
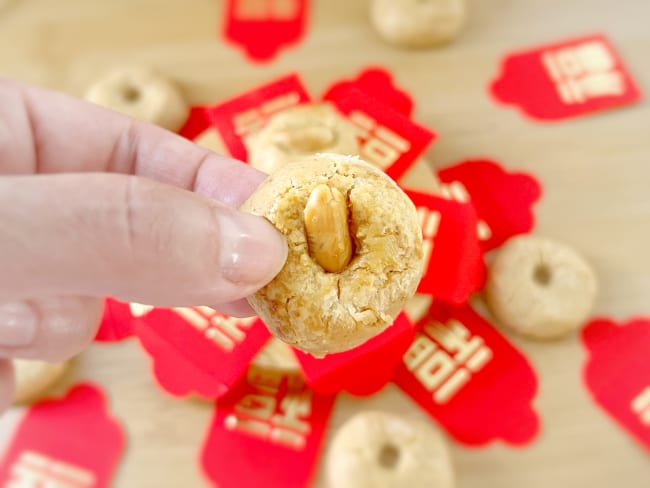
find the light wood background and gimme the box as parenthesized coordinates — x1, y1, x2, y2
(1, 0, 650, 486)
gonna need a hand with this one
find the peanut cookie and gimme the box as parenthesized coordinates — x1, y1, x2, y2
(371, 0, 466, 49)
(247, 103, 359, 174)
(13, 359, 70, 405)
(485, 235, 598, 340)
(326, 411, 455, 488)
(241, 154, 424, 356)
(85, 67, 188, 132)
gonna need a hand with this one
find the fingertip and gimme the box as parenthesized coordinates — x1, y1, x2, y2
(216, 208, 288, 292)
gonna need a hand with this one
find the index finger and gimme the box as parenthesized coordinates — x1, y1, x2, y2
(0, 79, 264, 207)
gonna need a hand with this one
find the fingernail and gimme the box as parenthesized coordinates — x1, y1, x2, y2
(216, 209, 288, 286)
(0, 302, 37, 347)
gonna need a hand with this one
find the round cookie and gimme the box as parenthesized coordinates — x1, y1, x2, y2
(326, 411, 455, 488)
(241, 154, 424, 357)
(371, 0, 466, 49)
(485, 235, 598, 340)
(247, 103, 359, 174)
(85, 67, 188, 132)
(13, 359, 70, 405)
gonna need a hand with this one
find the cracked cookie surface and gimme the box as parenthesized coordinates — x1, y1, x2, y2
(241, 154, 423, 356)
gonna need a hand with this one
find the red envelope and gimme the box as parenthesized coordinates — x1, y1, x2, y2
(223, 0, 309, 63)
(95, 298, 135, 342)
(405, 189, 485, 304)
(0, 384, 125, 487)
(293, 313, 415, 396)
(490, 33, 641, 121)
(437, 159, 543, 251)
(582, 318, 650, 450)
(329, 87, 435, 181)
(323, 67, 414, 117)
(201, 365, 335, 488)
(394, 302, 540, 446)
(134, 307, 271, 399)
(178, 106, 212, 140)
(207, 74, 311, 161)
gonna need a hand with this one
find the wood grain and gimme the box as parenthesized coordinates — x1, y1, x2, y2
(1, 0, 649, 486)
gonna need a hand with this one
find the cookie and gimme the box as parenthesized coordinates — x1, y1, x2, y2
(326, 411, 455, 488)
(485, 235, 598, 340)
(85, 67, 188, 132)
(371, 0, 466, 49)
(13, 359, 70, 405)
(241, 154, 424, 357)
(247, 103, 359, 174)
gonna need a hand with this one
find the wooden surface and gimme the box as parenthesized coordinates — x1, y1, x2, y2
(2, 0, 650, 486)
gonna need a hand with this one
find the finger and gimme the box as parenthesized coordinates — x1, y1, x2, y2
(0, 297, 103, 362)
(0, 360, 14, 413)
(0, 79, 265, 207)
(214, 299, 257, 318)
(0, 173, 287, 306)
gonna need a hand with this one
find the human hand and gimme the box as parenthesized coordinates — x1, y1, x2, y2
(0, 79, 288, 408)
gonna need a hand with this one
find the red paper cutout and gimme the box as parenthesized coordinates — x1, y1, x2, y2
(95, 298, 135, 342)
(201, 365, 335, 488)
(0, 384, 125, 487)
(178, 106, 212, 140)
(323, 67, 414, 117)
(134, 307, 271, 399)
(208, 74, 311, 161)
(405, 189, 485, 304)
(394, 302, 539, 445)
(582, 318, 650, 450)
(490, 33, 641, 121)
(293, 313, 415, 396)
(223, 0, 309, 63)
(437, 159, 543, 251)
(328, 87, 435, 182)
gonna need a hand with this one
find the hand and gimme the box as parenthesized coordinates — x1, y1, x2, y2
(0, 79, 288, 408)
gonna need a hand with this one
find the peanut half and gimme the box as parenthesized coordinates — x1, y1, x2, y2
(303, 184, 353, 273)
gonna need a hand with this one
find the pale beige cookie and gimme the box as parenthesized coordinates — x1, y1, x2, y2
(241, 154, 424, 356)
(371, 0, 466, 49)
(85, 68, 188, 132)
(247, 103, 359, 174)
(13, 359, 70, 405)
(326, 411, 454, 488)
(485, 235, 598, 340)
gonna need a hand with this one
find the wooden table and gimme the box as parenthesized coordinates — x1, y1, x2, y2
(1, 0, 649, 486)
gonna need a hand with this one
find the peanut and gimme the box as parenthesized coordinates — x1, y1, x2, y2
(303, 184, 353, 273)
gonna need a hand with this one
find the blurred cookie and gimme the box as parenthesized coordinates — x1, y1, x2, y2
(247, 103, 359, 174)
(85, 67, 188, 132)
(371, 0, 466, 48)
(326, 411, 454, 488)
(485, 235, 598, 340)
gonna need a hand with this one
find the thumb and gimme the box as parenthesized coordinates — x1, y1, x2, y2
(0, 173, 287, 306)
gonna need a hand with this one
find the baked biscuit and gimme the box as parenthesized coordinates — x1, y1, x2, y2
(485, 235, 598, 340)
(241, 154, 424, 356)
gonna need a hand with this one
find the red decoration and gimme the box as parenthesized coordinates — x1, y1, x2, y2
(405, 189, 485, 304)
(438, 159, 542, 251)
(293, 313, 415, 396)
(323, 67, 414, 117)
(582, 318, 650, 450)
(134, 307, 271, 399)
(207, 74, 311, 161)
(0, 384, 125, 487)
(223, 0, 310, 62)
(328, 87, 435, 182)
(201, 365, 335, 488)
(95, 298, 134, 342)
(490, 34, 641, 121)
(394, 303, 540, 445)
